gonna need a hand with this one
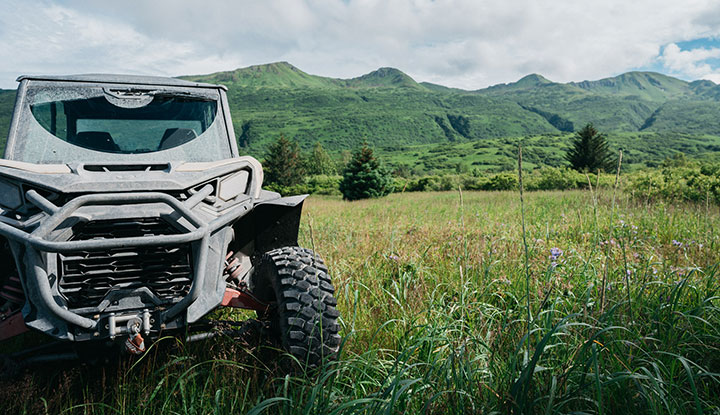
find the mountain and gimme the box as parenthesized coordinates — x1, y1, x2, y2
(185, 62, 425, 90)
(0, 63, 719, 172)
(345, 67, 425, 89)
(570, 72, 690, 101)
(484, 73, 555, 92)
(184, 61, 341, 89)
(186, 65, 720, 170)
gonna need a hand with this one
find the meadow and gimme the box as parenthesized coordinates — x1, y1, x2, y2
(2, 188, 720, 414)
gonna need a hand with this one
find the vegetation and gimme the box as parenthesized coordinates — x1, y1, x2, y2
(304, 142, 336, 175)
(262, 135, 305, 189)
(1, 64, 720, 168)
(565, 123, 615, 172)
(2, 189, 719, 414)
(627, 156, 720, 204)
(1, 64, 719, 412)
(339, 142, 392, 200)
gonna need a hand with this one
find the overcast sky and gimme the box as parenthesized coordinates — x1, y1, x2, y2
(1, 0, 720, 89)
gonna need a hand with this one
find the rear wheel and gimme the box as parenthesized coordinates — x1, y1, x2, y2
(253, 247, 341, 367)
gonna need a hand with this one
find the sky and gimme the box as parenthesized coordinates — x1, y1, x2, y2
(1, 0, 720, 90)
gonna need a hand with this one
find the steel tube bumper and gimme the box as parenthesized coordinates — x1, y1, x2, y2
(0, 190, 252, 333)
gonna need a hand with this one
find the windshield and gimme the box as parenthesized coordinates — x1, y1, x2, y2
(9, 80, 233, 164)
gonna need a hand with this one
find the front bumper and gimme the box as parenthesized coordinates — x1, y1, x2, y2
(0, 186, 251, 341)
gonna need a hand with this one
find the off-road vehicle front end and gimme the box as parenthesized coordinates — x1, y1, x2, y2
(0, 74, 340, 367)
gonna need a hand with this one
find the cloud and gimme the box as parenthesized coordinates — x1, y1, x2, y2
(1, 0, 720, 89)
(0, 1, 245, 88)
(660, 43, 720, 82)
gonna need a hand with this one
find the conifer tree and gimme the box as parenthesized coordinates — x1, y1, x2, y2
(263, 135, 304, 187)
(339, 142, 392, 200)
(565, 123, 615, 172)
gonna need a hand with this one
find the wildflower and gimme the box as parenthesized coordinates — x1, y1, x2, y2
(549, 247, 563, 260)
(388, 254, 399, 262)
(549, 247, 563, 268)
(672, 239, 683, 248)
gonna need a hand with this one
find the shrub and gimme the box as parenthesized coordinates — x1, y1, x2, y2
(627, 163, 720, 204)
(484, 172, 518, 191)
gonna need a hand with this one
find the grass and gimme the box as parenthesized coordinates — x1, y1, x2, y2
(2, 189, 720, 414)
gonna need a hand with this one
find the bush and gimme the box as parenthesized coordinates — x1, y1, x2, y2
(627, 162, 720, 204)
(484, 172, 518, 191)
(305, 175, 342, 195)
(265, 175, 342, 196)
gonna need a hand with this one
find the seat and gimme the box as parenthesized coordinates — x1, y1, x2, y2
(158, 128, 197, 151)
(74, 131, 121, 152)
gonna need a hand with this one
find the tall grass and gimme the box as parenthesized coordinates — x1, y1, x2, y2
(1, 190, 719, 414)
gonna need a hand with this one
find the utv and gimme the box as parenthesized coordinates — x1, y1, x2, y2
(0, 74, 340, 367)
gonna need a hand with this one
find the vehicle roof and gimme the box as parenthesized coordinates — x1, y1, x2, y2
(15, 73, 226, 90)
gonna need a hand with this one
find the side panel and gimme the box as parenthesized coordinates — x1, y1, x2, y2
(231, 195, 307, 259)
(230, 195, 307, 303)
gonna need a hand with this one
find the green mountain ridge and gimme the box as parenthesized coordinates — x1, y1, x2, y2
(183, 61, 343, 89)
(183, 63, 720, 171)
(570, 71, 692, 101)
(0, 63, 719, 172)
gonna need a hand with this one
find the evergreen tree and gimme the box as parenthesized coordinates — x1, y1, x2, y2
(263, 135, 304, 187)
(339, 142, 392, 200)
(305, 142, 336, 175)
(565, 123, 615, 172)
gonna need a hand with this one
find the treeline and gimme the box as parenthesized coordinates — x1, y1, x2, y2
(266, 161, 720, 205)
(273, 167, 616, 196)
(262, 137, 391, 200)
(260, 134, 719, 204)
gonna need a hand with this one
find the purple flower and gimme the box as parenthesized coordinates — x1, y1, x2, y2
(672, 239, 683, 248)
(388, 254, 399, 262)
(549, 247, 563, 262)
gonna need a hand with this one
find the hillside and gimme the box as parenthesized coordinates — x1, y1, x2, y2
(0, 63, 719, 172)
(570, 71, 690, 101)
(184, 63, 720, 170)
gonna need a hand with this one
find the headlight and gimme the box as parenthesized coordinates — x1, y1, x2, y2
(0, 179, 22, 210)
(217, 170, 250, 202)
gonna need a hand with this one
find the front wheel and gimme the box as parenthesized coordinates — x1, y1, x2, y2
(253, 247, 341, 367)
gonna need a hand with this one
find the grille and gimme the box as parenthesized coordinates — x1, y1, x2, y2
(59, 217, 193, 309)
(70, 217, 180, 240)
